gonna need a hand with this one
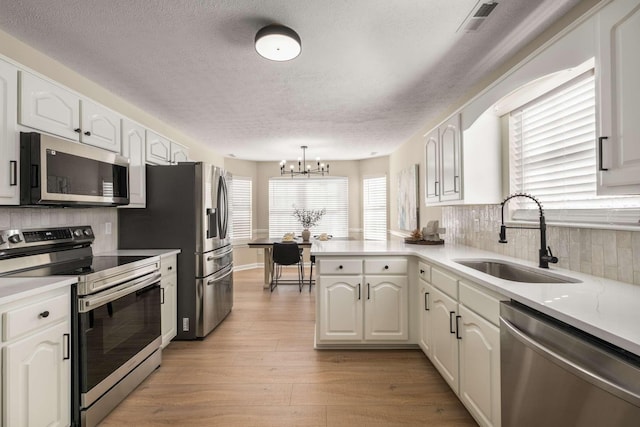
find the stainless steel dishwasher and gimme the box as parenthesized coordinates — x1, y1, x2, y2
(500, 301, 640, 427)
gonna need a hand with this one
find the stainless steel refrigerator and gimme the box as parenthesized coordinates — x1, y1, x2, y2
(118, 162, 233, 339)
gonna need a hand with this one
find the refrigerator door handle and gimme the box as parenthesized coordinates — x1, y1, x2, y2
(217, 175, 229, 239)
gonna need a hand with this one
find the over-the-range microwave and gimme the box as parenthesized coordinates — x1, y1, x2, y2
(19, 132, 130, 207)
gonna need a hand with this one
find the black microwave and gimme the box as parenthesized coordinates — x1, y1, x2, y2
(19, 132, 130, 207)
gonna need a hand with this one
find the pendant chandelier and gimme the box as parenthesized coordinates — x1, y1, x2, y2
(280, 146, 329, 177)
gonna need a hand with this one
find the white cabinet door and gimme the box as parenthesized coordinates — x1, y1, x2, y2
(459, 304, 501, 427)
(19, 71, 80, 141)
(171, 141, 189, 164)
(429, 285, 459, 393)
(145, 130, 171, 165)
(597, 0, 640, 195)
(439, 114, 462, 201)
(4, 321, 70, 427)
(419, 280, 433, 356)
(80, 99, 121, 152)
(160, 254, 178, 348)
(424, 113, 462, 203)
(364, 275, 408, 341)
(121, 119, 146, 208)
(424, 128, 440, 203)
(318, 276, 363, 341)
(0, 59, 18, 204)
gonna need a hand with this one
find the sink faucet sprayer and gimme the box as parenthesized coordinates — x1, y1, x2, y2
(499, 193, 558, 269)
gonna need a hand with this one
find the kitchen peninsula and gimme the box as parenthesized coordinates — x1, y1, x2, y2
(311, 239, 640, 426)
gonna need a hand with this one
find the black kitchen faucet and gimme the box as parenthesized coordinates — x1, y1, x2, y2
(499, 193, 558, 269)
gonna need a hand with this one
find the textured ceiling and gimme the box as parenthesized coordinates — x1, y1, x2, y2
(0, 0, 581, 161)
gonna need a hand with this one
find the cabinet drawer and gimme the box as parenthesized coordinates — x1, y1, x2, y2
(3, 292, 69, 341)
(459, 280, 506, 326)
(161, 255, 177, 276)
(364, 259, 407, 275)
(318, 259, 362, 275)
(431, 267, 458, 299)
(418, 261, 431, 282)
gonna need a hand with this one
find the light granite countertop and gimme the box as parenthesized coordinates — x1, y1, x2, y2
(0, 276, 76, 306)
(98, 249, 181, 257)
(311, 239, 640, 357)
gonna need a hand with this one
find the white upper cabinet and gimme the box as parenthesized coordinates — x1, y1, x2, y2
(80, 99, 121, 152)
(425, 128, 440, 203)
(439, 115, 462, 201)
(121, 119, 146, 208)
(424, 113, 463, 204)
(0, 59, 19, 205)
(19, 71, 80, 141)
(425, 110, 502, 205)
(171, 141, 189, 164)
(596, 0, 640, 195)
(146, 130, 171, 165)
(19, 71, 122, 152)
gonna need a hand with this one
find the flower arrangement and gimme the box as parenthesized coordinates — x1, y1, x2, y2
(292, 208, 326, 229)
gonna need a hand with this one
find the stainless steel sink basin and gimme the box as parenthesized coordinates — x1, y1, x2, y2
(454, 259, 581, 283)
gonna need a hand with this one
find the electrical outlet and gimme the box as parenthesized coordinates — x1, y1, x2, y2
(474, 218, 480, 233)
(105, 222, 112, 235)
(182, 318, 189, 331)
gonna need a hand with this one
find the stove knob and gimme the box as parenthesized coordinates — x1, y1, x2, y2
(83, 229, 93, 237)
(74, 229, 83, 238)
(8, 234, 22, 244)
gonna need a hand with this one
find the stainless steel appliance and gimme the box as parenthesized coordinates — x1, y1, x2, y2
(500, 301, 640, 427)
(18, 132, 130, 207)
(0, 226, 161, 427)
(118, 162, 233, 339)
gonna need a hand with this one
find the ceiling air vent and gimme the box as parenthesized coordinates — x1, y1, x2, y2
(457, 1, 499, 33)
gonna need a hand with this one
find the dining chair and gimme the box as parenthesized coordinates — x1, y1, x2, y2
(271, 242, 304, 292)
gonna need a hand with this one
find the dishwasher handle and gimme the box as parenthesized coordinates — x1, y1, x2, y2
(501, 316, 640, 407)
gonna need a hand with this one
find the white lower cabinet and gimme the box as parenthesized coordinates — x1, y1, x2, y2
(429, 284, 460, 393)
(318, 276, 363, 341)
(316, 257, 409, 345)
(1, 286, 72, 427)
(458, 304, 501, 427)
(419, 263, 505, 427)
(160, 254, 178, 348)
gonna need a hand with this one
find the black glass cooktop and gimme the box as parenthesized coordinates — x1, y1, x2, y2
(9, 255, 150, 278)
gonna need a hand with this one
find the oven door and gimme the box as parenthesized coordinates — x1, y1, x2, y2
(78, 274, 161, 409)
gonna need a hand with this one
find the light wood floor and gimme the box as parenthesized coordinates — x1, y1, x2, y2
(101, 268, 477, 426)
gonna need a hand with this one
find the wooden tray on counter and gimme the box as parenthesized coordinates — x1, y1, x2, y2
(404, 238, 444, 245)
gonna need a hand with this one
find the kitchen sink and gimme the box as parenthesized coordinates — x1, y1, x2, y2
(453, 259, 581, 283)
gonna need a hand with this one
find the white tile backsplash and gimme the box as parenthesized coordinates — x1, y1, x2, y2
(442, 205, 640, 285)
(0, 207, 117, 253)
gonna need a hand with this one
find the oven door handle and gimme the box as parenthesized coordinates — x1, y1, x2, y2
(79, 273, 161, 312)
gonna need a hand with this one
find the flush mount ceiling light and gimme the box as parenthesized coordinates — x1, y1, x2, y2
(255, 24, 301, 61)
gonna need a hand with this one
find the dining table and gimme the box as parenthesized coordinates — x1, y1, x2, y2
(247, 237, 314, 288)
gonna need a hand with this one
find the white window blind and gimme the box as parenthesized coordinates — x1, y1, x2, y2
(269, 177, 348, 238)
(509, 71, 640, 223)
(363, 176, 387, 240)
(230, 176, 252, 242)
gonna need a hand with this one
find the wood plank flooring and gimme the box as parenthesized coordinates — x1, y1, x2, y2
(100, 268, 477, 426)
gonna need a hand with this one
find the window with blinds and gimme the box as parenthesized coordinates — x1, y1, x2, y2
(509, 71, 640, 223)
(269, 177, 349, 238)
(363, 176, 387, 240)
(230, 176, 252, 242)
